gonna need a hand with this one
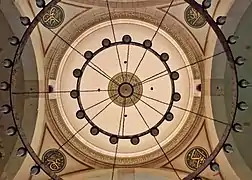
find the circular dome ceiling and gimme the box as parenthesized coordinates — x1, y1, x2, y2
(5, 0, 242, 179)
(54, 19, 195, 158)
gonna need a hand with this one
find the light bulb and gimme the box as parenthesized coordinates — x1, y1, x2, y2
(216, 16, 226, 25)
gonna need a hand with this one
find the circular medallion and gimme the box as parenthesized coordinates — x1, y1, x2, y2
(185, 147, 209, 171)
(184, 6, 207, 29)
(41, 5, 65, 29)
(108, 72, 143, 107)
(42, 149, 67, 173)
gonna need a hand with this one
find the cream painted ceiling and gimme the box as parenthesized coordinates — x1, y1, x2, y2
(1, 0, 250, 180)
(56, 19, 194, 156)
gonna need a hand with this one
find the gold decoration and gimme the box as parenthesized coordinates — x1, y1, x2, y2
(42, 149, 66, 173)
(184, 6, 207, 29)
(41, 5, 65, 29)
(108, 72, 143, 107)
(185, 147, 209, 170)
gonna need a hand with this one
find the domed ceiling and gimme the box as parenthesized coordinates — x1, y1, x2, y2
(2, 0, 250, 180)
(56, 19, 195, 157)
(44, 2, 205, 169)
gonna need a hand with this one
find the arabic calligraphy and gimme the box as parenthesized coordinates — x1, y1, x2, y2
(185, 147, 209, 170)
(41, 5, 65, 29)
(184, 6, 206, 28)
(42, 149, 66, 173)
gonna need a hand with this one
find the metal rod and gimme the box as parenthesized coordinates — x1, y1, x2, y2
(175, 50, 226, 72)
(85, 94, 117, 111)
(130, 97, 181, 180)
(46, 28, 117, 85)
(111, 98, 124, 180)
(133, 50, 227, 88)
(122, 98, 126, 136)
(133, 94, 163, 116)
(12, 89, 117, 95)
(129, 0, 175, 83)
(138, 93, 230, 126)
(105, 0, 124, 80)
(125, 45, 130, 80)
(45, 95, 119, 163)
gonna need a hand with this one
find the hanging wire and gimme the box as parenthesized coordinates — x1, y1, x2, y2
(105, 0, 124, 80)
(47, 28, 120, 86)
(130, 97, 181, 180)
(133, 50, 227, 87)
(129, 0, 176, 83)
(111, 98, 125, 180)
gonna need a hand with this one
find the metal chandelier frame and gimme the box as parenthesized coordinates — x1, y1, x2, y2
(2, 0, 243, 179)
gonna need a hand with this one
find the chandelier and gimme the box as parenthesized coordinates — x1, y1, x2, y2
(1, 0, 247, 179)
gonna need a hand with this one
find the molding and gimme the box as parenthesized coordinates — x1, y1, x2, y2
(62, 0, 177, 8)
(44, 5, 91, 54)
(45, 7, 205, 168)
(47, 125, 93, 169)
(157, 4, 205, 54)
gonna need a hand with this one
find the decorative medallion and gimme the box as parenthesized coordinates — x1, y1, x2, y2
(185, 147, 209, 170)
(41, 5, 65, 29)
(42, 149, 67, 173)
(184, 6, 207, 29)
(108, 72, 143, 107)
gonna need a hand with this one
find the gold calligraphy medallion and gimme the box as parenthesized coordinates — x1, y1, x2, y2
(184, 6, 207, 29)
(41, 5, 65, 29)
(42, 149, 67, 173)
(185, 147, 209, 171)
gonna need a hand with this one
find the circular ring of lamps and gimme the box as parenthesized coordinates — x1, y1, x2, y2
(2, 0, 242, 179)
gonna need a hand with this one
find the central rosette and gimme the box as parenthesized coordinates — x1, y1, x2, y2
(108, 72, 143, 107)
(118, 82, 133, 98)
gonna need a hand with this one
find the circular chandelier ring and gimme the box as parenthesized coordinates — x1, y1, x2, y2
(75, 40, 175, 139)
(9, 0, 62, 179)
(183, 0, 238, 179)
